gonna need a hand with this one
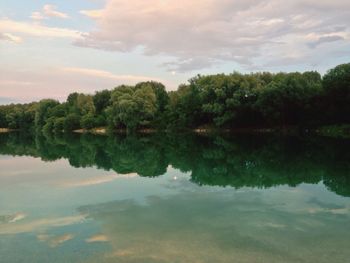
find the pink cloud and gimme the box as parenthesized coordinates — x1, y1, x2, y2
(76, 0, 350, 71)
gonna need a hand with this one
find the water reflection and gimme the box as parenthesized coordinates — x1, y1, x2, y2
(0, 212, 27, 224)
(0, 132, 350, 262)
(78, 189, 350, 263)
(0, 132, 349, 196)
(0, 214, 85, 235)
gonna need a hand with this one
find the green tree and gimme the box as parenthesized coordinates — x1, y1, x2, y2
(35, 99, 60, 128)
(107, 85, 157, 132)
(255, 72, 322, 126)
(322, 63, 350, 123)
(93, 90, 111, 115)
(64, 113, 81, 131)
(77, 94, 95, 116)
(53, 117, 65, 133)
(166, 84, 203, 129)
(42, 117, 55, 134)
(81, 114, 96, 130)
(135, 82, 169, 128)
(0, 107, 7, 127)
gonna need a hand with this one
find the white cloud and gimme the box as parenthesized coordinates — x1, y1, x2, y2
(80, 9, 104, 19)
(0, 32, 22, 43)
(31, 4, 69, 21)
(43, 4, 69, 19)
(0, 18, 81, 38)
(76, 0, 350, 72)
(30, 11, 46, 21)
(62, 67, 166, 83)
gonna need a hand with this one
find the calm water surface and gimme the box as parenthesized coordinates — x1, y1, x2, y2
(0, 133, 349, 263)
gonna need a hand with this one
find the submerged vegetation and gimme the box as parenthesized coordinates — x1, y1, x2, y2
(0, 63, 349, 133)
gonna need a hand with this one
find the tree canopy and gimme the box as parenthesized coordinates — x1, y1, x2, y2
(0, 63, 349, 133)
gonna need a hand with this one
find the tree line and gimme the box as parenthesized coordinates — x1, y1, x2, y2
(0, 63, 349, 132)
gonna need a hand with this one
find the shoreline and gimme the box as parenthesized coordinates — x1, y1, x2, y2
(72, 125, 349, 138)
(73, 128, 107, 135)
(2, 125, 349, 138)
(0, 128, 17, 133)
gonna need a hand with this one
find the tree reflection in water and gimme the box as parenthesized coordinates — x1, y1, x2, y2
(0, 132, 349, 197)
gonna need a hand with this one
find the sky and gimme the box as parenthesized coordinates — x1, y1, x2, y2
(0, 0, 349, 103)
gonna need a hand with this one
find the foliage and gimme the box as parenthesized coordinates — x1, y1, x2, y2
(0, 63, 349, 133)
(81, 114, 96, 130)
(34, 99, 60, 128)
(106, 85, 157, 132)
(64, 113, 81, 132)
(322, 63, 350, 123)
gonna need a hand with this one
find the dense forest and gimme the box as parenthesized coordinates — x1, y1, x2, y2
(0, 63, 349, 133)
(0, 132, 349, 196)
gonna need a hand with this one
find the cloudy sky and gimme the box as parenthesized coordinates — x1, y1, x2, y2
(0, 0, 349, 103)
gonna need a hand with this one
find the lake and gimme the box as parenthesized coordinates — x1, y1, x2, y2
(0, 132, 349, 263)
